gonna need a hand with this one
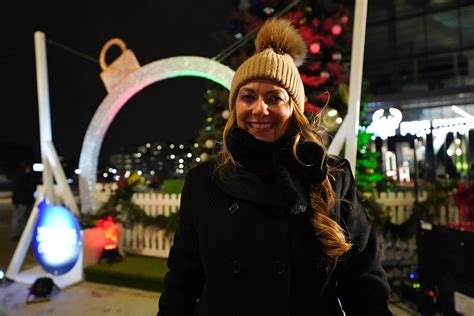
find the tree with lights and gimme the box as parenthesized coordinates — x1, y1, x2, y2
(195, 0, 353, 161)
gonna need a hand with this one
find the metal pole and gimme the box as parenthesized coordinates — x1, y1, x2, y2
(344, 0, 368, 175)
(34, 31, 57, 203)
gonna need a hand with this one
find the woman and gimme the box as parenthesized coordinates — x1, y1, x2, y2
(158, 18, 392, 315)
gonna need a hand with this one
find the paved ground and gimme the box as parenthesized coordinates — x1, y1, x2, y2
(0, 193, 418, 315)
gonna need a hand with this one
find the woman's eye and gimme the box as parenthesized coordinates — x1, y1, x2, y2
(269, 95, 284, 103)
(240, 94, 254, 102)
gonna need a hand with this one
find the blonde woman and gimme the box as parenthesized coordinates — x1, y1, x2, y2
(158, 18, 392, 316)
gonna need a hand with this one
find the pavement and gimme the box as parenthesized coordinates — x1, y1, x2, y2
(0, 193, 418, 315)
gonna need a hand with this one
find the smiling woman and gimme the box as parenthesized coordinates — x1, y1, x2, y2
(235, 80, 292, 143)
(157, 18, 392, 316)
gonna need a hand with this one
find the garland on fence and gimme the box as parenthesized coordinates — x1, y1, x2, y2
(361, 181, 456, 241)
(78, 173, 179, 235)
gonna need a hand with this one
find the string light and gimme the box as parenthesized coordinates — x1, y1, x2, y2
(310, 43, 321, 54)
(263, 7, 275, 15)
(331, 24, 342, 36)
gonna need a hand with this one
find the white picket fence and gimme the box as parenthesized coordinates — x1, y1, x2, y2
(95, 184, 460, 259)
(371, 190, 460, 225)
(96, 183, 180, 258)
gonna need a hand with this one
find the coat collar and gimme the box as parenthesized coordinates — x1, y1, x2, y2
(210, 161, 307, 215)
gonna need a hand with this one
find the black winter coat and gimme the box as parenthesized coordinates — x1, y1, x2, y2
(158, 157, 392, 316)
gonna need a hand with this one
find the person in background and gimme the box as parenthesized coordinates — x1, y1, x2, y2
(11, 162, 36, 240)
(158, 18, 392, 315)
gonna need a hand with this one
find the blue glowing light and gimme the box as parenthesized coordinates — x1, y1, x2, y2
(33, 200, 82, 275)
(409, 273, 415, 279)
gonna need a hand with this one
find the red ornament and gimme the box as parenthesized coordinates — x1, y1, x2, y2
(309, 43, 321, 54)
(327, 62, 343, 77)
(311, 18, 320, 28)
(300, 74, 329, 87)
(304, 102, 322, 114)
(306, 61, 321, 72)
(340, 15, 349, 24)
(322, 18, 335, 32)
(298, 25, 315, 46)
(284, 10, 305, 23)
(331, 24, 342, 36)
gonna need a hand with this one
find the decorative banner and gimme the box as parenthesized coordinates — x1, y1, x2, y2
(33, 200, 82, 275)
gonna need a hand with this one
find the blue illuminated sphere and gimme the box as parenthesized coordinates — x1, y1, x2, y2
(33, 200, 82, 275)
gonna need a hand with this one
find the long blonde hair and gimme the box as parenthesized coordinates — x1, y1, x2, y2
(216, 100, 352, 259)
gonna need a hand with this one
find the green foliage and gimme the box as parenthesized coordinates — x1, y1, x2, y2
(78, 172, 180, 235)
(356, 128, 385, 194)
(163, 179, 185, 194)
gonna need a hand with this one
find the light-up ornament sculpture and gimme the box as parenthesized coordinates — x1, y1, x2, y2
(366, 108, 403, 140)
(78, 38, 234, 213)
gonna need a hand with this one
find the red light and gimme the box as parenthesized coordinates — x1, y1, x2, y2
(331, 25, 342, 36)
(96, 216, 120, 251)
(429, 290, 435, 297)
(310, 43, 321, 54)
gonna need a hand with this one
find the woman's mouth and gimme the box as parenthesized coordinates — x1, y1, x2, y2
(248, 122, 275, 129)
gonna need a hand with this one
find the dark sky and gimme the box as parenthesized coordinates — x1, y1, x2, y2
(3, 0, 235, 165)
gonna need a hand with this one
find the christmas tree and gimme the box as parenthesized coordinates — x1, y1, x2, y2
(194, 0, 354, 162)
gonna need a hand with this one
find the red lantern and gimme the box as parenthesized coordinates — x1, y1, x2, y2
(96, 216, 121, 251)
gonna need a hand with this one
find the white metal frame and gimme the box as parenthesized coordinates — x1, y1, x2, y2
(328, 0, 368, 175)
(6, 32, 82, 288)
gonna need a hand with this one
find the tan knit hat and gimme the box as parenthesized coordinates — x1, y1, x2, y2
(228, 18, 307, 113)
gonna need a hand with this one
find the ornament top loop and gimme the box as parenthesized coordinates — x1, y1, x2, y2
(99, 38, 127, 71)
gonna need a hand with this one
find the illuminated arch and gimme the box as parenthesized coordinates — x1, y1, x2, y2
(79, 56, 234, 212)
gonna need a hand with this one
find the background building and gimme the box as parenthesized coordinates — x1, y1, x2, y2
(363, 0, 474, 182)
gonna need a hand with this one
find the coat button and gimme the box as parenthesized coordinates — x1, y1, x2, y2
(274, 260, 286, 275)
(232, 260, 241, 274)
(228, 203, 239, 214)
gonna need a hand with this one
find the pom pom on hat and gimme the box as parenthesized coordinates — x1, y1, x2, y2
(229, 18, 307, 113)
(255, 18, 307, 67)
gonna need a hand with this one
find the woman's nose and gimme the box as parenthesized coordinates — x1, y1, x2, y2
(252, 98, 269, 116)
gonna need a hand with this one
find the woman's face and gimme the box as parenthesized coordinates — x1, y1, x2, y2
(235, 80, 292, 143)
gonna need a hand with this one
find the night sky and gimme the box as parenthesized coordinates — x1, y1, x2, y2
(3, 0, 235, 166)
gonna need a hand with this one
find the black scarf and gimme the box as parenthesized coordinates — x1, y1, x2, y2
(224, 125, 327, 215)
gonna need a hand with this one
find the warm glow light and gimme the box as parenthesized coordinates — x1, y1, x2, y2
(96, 216, 120, 251)
(328, 109, 338, 117)
(331, 24, 342, 36)
(309, 43, 321, 54)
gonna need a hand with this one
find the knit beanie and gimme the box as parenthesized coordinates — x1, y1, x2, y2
(228, 18, 307, 113)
